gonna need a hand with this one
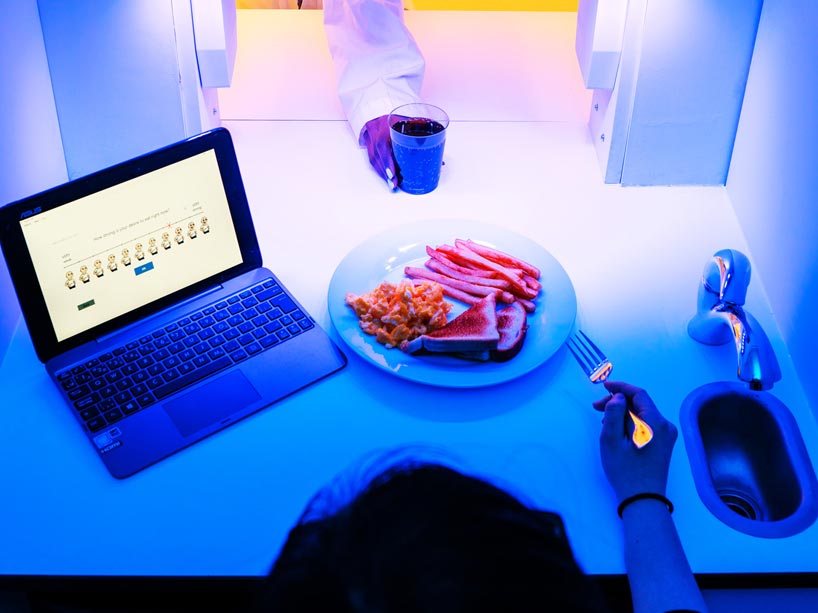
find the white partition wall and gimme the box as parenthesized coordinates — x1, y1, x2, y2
(37, 0, 232, 180)
(727, 0, 818, 415)
(0, 0, 68, 366)
(589, 0, 763, 185)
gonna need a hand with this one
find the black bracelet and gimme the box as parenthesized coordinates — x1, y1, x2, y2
(617, 492, 674, 518)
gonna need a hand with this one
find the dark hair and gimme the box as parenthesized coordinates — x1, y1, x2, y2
(256, 461, 608, 612)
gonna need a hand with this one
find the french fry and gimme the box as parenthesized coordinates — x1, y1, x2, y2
(449, 244, 539, 300)
(516, 297, 536, 313)
(426, 246, 496, 278)
(523, 273, 542, 292)
(457, 239, 541, 279)
(425, 258, 511, 290)
(405, 266, 516, 303)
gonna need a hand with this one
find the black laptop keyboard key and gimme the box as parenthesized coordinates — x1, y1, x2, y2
(153, 355, 232, 399)
(136, 394, 155, 408)
(100, 385, 117, 398)
(69, 385, 90, 401)
(88, 417, 107, 432)
(80, 407, 100, 420)
(179, 362, 195, 375)
(183, 336, 199, 348)
(122, 363, 139, 376)
(57, 278, 312, 431)
(260, 336, 278, 348)
(121, 401, 140, 415)
(163, 356, 181, 369)
(148, 364, 164, 376)
(104, 409, 123, 423)
(272, 295, 298, 313)
(137, 356, 154, 369)
(75, 395, 98, 410)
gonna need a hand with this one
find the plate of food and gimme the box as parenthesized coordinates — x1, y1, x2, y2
(327, 219, 577, 388)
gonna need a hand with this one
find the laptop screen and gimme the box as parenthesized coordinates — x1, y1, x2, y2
(1, 128, 262, 363)
(19, 149, 243, 343)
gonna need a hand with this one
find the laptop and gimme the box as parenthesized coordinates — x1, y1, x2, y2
(0, 127, 347, 478)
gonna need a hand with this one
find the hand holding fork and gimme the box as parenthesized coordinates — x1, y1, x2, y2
(568, 330, 654, 448)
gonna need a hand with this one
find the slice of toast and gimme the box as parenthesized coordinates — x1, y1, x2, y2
(490, 301, 528, 362)
(401, 293, 499, 356)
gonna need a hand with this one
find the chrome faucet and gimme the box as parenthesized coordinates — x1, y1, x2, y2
(688, 249, 782, 391)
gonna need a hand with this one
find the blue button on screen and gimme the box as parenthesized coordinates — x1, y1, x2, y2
(135, 262, 154, 276)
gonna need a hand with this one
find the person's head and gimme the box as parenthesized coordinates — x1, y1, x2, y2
(258, 460, 607, 612)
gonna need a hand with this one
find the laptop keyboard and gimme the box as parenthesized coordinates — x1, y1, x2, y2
(56, 278, 314, 433)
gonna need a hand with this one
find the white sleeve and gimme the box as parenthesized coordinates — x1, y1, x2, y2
(323, 0, 425, 144)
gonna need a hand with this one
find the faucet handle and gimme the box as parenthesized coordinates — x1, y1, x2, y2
(705, 249, 751, 305)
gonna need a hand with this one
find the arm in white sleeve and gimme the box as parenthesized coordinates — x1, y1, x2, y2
(323, 0, 425, 144)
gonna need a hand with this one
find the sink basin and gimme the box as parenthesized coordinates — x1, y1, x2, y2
(680, 382, 818, 538)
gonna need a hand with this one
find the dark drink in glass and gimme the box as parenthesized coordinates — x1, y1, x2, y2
(388, 104, 449, 195)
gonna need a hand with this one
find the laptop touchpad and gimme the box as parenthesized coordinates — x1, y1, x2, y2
(164, 370, 261, 438)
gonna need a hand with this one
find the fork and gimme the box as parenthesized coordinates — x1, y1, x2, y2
(568, 330, 654, 449)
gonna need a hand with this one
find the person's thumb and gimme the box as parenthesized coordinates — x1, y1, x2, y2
(600, 393, 628, 445)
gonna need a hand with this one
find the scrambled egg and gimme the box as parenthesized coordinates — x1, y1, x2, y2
(345, 280, 452, 348)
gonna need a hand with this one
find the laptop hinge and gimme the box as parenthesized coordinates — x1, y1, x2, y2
(97, 284, 223, 344)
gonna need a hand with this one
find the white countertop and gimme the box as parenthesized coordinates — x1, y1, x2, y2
(2, 9, 817, 578)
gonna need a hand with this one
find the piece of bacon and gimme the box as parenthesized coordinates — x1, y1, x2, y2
(457, 239, 541, 279)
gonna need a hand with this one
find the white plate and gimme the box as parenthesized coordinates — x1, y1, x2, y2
(327, 220, 577, 388)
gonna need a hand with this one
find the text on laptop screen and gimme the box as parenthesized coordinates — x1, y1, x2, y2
(20, 149, 243, 342)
